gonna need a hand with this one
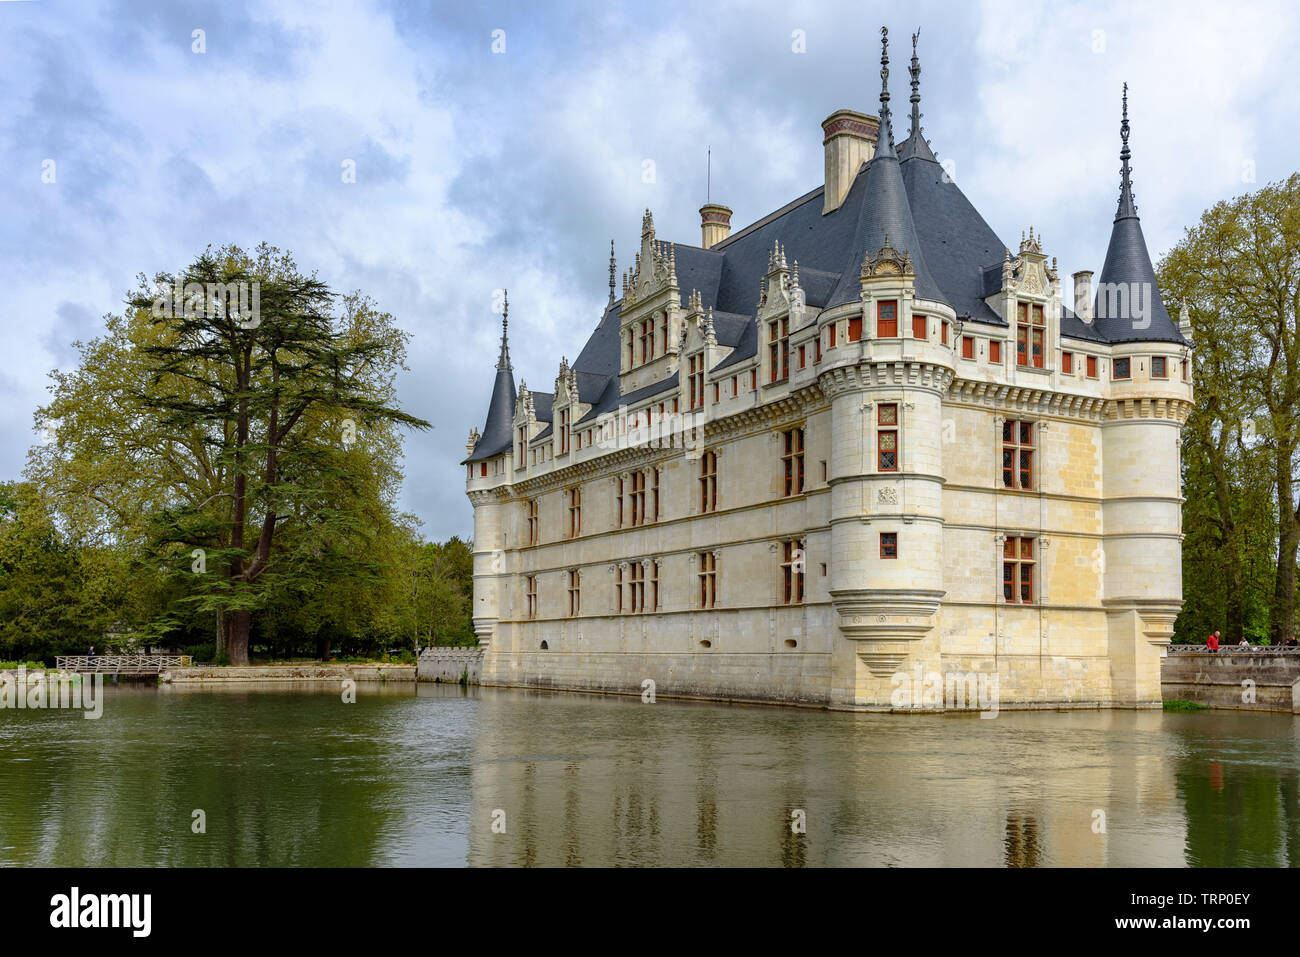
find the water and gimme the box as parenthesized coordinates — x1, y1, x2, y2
(1, 682, 1297, 866)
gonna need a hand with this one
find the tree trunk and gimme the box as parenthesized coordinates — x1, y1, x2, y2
(316, 636, 330, 661)
(215, 608, 227, 659)
(228, 609, 251, 666)
(1274, 462, 1299, 645)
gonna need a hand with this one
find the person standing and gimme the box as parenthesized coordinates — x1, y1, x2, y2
(1207, 632, 1219, 653)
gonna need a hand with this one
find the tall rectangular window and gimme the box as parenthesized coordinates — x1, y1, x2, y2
(1086, 355, 1098, 378)
(1002, 420, 1035, 490)
(1003, 536, 1036, 603)
(527, 499, 539, 545)
(659, 311, 668, 356)
(877, 403, 898, 472)
(567, 485, 581, 538)
(617, 476, 624, 528)
(615, 565, 623, 613)
(877, 300, 898, 338)
(649, 560, 659, 612)
(699, 450, 717, 513)
(559, 408, 570, 455)
(768, 317, 790, 383)
(688, 354, 704, 409)
(567, 569, 580, 617)
(989, 341, 1002, 364)
(782, 428, 805, 496)
(1016, 303, 1043, 367)
(640, 318, 653, 363)
(1151, 356, 1167, 379)
(698, 552, 716, 609)
(650, 468, 660, 523)
(941, 321, 949, 345)
(912, 314, 927, 339)
(629, 562, 644, 613)
(1062, 351, 1073, 374)
(961, 335, 975, 359)
(781, 540, 805, 605)
(848, 316, 862, 342)
(525, 575, 537, 619)
(829, 324, 838, 348)
(630, 471, 645, 526)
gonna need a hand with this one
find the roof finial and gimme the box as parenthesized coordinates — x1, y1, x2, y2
(497, 288, 511, 370)
(879, 26, 891, 121)
(1116, 82, 1137, 220)
(608, 240, 616, 306)
(909, 28, 921, 136)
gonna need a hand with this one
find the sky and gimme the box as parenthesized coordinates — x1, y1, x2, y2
(2, 0, 1297, 541)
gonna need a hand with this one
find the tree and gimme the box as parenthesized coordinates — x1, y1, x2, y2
(31, 244, 429, 663)
(1162, 174, 1300, 643)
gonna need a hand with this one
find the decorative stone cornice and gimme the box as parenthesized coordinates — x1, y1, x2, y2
(1105, 396, 1194, 424)
(947, 378, 1109, 422)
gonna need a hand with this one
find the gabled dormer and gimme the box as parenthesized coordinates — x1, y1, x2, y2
(678, 290, 720, 413)
(756, 242, 807, 388)
(984, 228, 1062, 372)
(619, 209, 683, 395)
(551, 356, 584, 459)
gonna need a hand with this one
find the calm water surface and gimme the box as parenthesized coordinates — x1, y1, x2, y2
(1, 682, 1297, 866)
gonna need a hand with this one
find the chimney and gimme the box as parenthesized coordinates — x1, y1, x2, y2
(1072, 270, 1094, 322)
(822, 109, 879, 214)
(699, 204, 732, 249)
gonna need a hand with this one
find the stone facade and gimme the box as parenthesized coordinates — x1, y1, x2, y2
(461, 36, 1193, 713)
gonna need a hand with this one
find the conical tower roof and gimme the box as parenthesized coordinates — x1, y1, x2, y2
(1092, 85, 1184, 344)
(827, 27, 947, 308)
(465, 291, 517, 461)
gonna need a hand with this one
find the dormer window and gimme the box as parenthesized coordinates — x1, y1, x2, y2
(559, 408, 570, 455)
(877, 300, 898, 338)
(639, 318, 653, 363)
(768, 317, 790, 383)
(687, 354, 704, 409)
(1016, 302, 1045, 368)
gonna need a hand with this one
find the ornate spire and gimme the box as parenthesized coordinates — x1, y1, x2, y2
(908, 28, 921, 136)
(608, 240, 616, 306)
(879, 27, 891, 131)
(1116, 82, 1137, 221)
(496, 288, 511, 370)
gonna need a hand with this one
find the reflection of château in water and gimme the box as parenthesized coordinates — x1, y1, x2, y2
(461, 28, 1193, 712)
(464, 691, 1265, 867)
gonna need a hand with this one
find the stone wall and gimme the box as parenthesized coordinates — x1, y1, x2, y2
(160, 663, 415, 683)
(1161, 647, 1300, 712)
(417, 647, 483, 684)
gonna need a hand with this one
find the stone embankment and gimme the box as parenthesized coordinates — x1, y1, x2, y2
(1161, 646, 1300, 712)
(159, 663, 416, 683)
(416, 647, 482, 684)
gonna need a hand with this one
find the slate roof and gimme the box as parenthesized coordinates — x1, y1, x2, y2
(1091, 88, 1186, 345)
(467, 53, 1182, 460)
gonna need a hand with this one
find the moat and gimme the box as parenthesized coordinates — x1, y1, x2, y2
(1, 683, 1297, 866)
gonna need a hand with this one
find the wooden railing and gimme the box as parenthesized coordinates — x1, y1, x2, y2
(55, 655, 192, 674)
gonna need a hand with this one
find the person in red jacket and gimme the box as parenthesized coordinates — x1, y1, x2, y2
(1207, 632, 1220, 653)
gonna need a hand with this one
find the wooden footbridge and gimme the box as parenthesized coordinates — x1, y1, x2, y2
(55, 655, 192, 676)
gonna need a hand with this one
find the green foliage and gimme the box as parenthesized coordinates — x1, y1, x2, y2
(1161, 174, 1300, 645)
(10, 244, 470, 662)
(1163, 699, 1211, 713)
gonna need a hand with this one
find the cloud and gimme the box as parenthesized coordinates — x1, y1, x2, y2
(1, 0, 1297, 541)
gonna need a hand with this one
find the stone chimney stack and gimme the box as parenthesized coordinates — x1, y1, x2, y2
(1072, 270, 1094, 322)
(699, 203, 732, 249)
(822, 109, 879, 214)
